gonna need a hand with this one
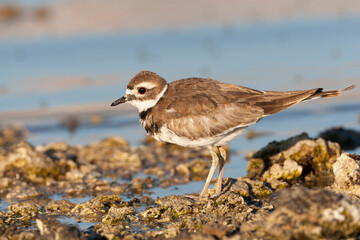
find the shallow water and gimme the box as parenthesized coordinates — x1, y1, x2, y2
(0, 17, 359, 112)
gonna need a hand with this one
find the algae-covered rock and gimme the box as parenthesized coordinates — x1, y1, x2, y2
(247, 133, 341, 188)
(45, 199, 76, 215)
(228, 177, 250, 197)
(7, 202, 41, 221)
(71, 195, 123, 222)
(155, 195, 194, 218)
(263, 187, 360, 239)
(242, 178, 272, 199)
(78, 137, 142, 175)
(101, 206, 135, 225)
(262, 159, 303, 181)
(140, 207, 162, 222)
(0, 141, 60, 183)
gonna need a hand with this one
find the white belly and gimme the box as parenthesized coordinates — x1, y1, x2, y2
(152, 125, 247, 147)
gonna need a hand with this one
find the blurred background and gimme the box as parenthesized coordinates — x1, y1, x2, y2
(0, 0, 359, 157)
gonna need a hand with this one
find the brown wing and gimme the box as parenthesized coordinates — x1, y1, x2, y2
(152, 77, 353, 139)
(153, 79, 266, 139)
(251, 89, 321, 115)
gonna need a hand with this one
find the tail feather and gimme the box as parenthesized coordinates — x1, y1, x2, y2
(256, 84, 356, 116)
(305, 84, 356, 101)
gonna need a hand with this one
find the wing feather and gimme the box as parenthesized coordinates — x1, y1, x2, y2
(151, 78, 325, 140)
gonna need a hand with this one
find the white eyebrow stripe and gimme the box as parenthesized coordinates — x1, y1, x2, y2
(134, 82, 157, 89)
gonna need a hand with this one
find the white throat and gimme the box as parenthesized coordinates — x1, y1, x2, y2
(128, 84, 168, 112)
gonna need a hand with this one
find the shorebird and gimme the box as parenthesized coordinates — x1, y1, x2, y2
(111, 70, 355, 197)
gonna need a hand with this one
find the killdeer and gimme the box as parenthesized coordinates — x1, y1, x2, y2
(111, 70, 355, 197)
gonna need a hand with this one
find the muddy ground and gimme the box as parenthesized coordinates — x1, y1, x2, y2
(0, 125, 360, 239)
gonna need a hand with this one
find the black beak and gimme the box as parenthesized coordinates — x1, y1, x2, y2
(110, 96, 127, 106)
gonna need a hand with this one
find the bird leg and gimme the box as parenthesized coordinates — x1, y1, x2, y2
(200, 146, 219, 197)
(215, 146, 226, 196)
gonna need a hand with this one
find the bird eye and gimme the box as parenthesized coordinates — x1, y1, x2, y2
(137, 87, 147, 94)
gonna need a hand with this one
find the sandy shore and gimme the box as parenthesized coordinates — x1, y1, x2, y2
(1, 0, 360, 39)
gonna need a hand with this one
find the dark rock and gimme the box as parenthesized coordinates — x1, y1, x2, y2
(319, 127, 360, 150)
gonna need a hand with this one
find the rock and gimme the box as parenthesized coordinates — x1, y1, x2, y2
(0, 141, 60, 183)
(246, 158, 264, 180)
(0, 125, 27, 147)
(247, 133, 341, 188)
(2, 128, 359, 239)
(0, 224, 37, 239)
(249, 133, 310, 163)
(189, 159, 209, 180)
(155, 195, 194, 217)
(263, 187, 360, 239)
(331, 153, 360, 197)
(5, 184, 42, 201)
(242, 178, 272, 199)
(262, 159, 303, 181)
(36, 217, 85, 240)
(94, 136, 129, 148)
(65, 169, 85, 181)
(229, 178, 250, 197)
(268, 179, 289, 190)
(319, 127, 360, 150)
(55, 225, 85, 240)
(144, 166, 165, 178)
(101, 206, 135, 225)
(140, 207, 162, 222)
(202, 221, 230, 239)
(175, 163, 191, 177)
(71, 195, 123, 222)
(45, 199, 76, 215)
(126, 177, 158, 194)
(78, 137, 142, 175)
(93, 223, 126, 239)
(7, 202, 41, 221)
